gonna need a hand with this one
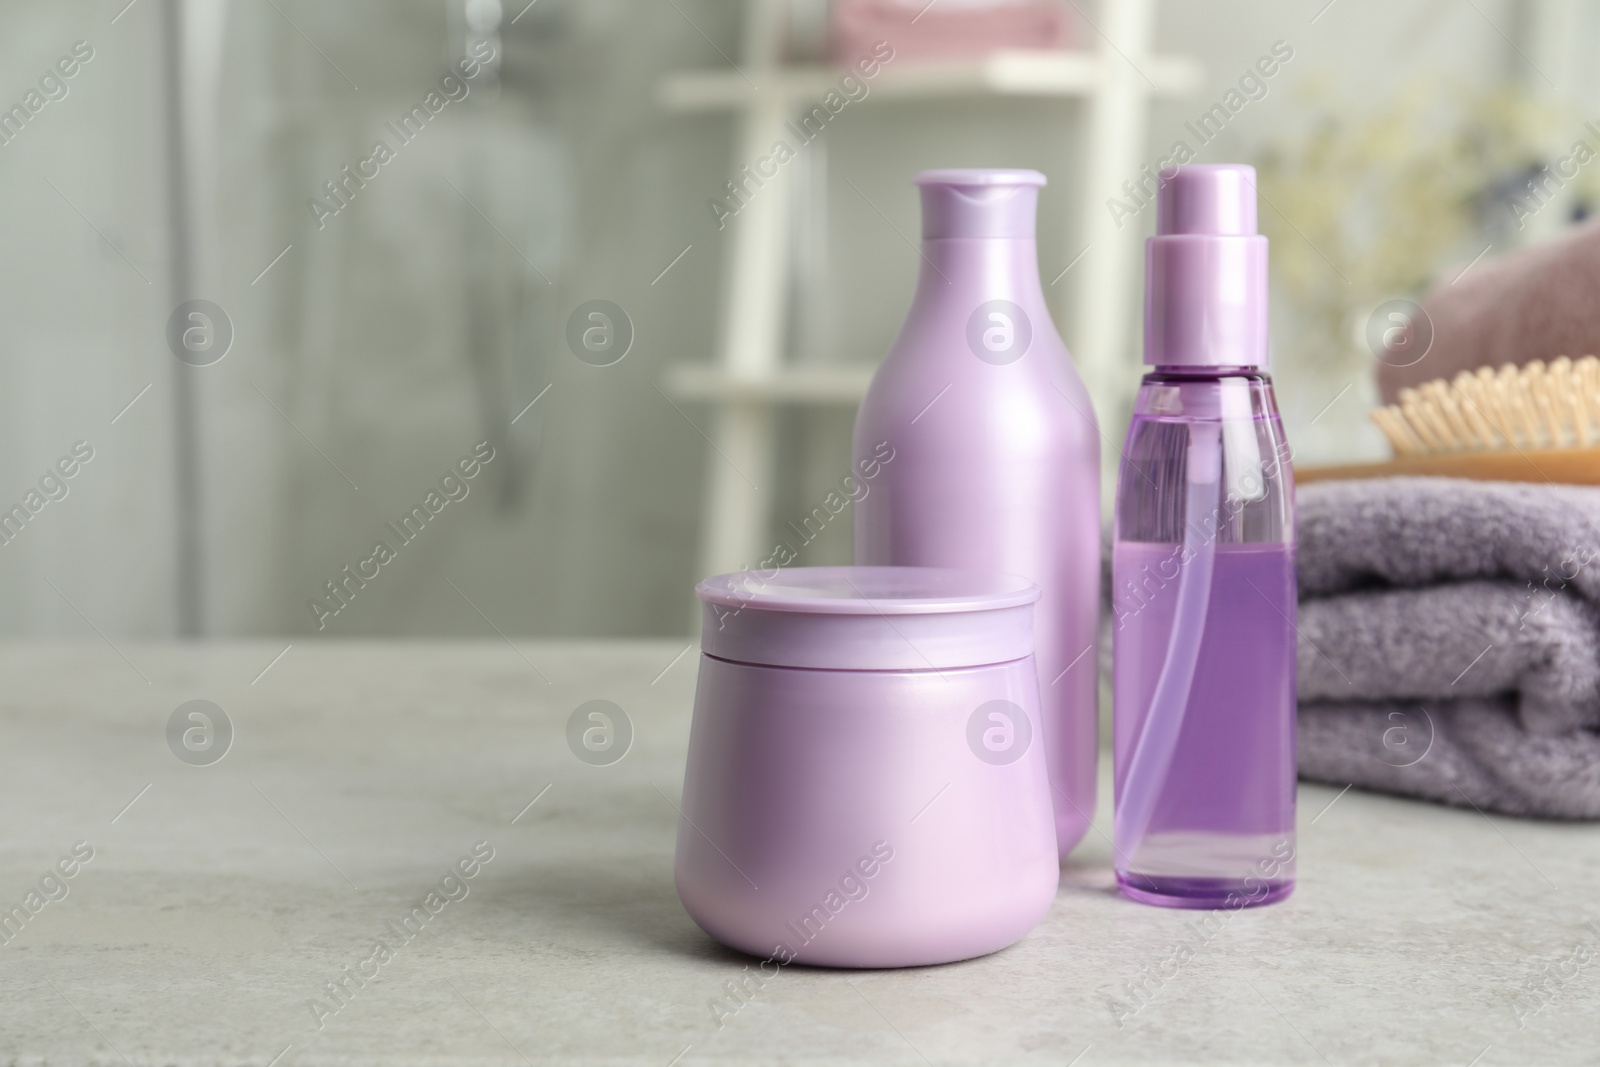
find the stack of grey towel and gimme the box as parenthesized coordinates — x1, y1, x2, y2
(1298, 477, 1600, 818)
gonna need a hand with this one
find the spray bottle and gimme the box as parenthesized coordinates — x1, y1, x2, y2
(1112, 164, 1297, 907)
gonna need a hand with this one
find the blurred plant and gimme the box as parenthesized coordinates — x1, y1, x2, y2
(1255, 75, 1599, 378)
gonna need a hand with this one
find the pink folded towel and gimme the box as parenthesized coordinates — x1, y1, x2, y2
(831, 0, 1073, 64)
(1378, 221, 1600, 402)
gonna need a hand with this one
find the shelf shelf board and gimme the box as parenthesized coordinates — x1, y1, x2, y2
(662, 364, 875, 404)
(659, 50, 1203, 112)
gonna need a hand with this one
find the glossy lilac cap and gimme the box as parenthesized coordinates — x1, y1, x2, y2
(915, 169, 1045, 239)
(1144, 164, 1269, 367)
(696, 565, 1039, 671)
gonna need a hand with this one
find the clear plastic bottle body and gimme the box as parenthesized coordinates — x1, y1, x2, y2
(1111, 367, 1297, 908)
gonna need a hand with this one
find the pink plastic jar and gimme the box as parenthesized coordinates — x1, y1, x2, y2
(675, 566, 1058, 968)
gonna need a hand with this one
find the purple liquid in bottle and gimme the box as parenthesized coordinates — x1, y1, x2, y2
(1112, 165, 1297, 908)
(1113, 385, 1296, 906)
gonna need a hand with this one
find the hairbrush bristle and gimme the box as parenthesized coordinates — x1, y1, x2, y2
(1372, 356, 1600, 456)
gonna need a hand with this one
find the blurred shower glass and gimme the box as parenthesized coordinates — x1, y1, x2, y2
(0, 0, 1098, 641)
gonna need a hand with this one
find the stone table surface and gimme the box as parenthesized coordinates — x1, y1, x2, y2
(1, 641, 1597, 1066)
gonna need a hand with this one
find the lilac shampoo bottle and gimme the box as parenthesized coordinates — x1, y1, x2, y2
(853, 170, 1102, 857)
(1112, 164, 1296, 908)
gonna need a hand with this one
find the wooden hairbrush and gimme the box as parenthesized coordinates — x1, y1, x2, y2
(1296, 356, 1600, 486)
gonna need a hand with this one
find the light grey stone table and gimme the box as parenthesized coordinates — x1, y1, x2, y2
(1, 641, 1596, 1066)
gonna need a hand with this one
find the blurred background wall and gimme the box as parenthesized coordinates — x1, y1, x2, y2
(0, 0, 1592, 639)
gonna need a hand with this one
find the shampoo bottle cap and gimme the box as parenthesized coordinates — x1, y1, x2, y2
(914, 169, 1045, 239)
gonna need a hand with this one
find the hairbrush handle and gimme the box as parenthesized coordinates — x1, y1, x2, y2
(1296, 447, 1600, 486)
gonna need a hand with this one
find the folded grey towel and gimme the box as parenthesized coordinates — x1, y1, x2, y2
(1297, 477, 1600, 818)
(1299, 582, 1600, 736)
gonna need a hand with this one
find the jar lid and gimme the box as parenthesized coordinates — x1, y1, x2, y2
(695, 566, 1039, 671)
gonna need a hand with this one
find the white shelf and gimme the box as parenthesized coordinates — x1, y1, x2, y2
(662, 364, 875, 404)
(672, 0, 1195, 581)
(659, 50, 1203, 112)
